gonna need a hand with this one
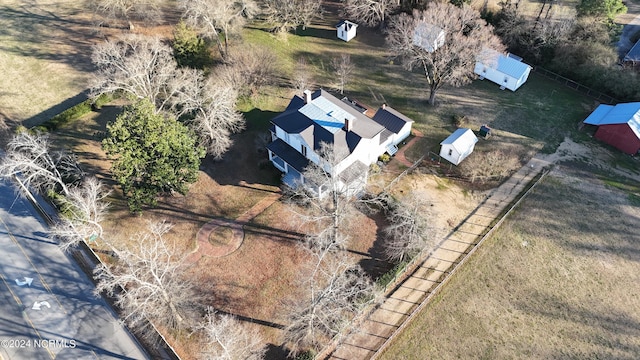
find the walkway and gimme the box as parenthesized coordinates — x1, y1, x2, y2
(324, 156, 552, 360)
(394, 129, 424, 167)
(188, 191, 281, 262)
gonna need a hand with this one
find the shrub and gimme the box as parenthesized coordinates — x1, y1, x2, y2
(379, 153, 391, 163)
(376, 260, 410, 288)
(34, 93, 116, 132)
(295, 349, 317, 360)
(452, 114, 466, 127)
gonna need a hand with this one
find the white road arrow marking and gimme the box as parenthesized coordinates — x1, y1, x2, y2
(15, 277, 34, 286)
(32, 301, 51, 310)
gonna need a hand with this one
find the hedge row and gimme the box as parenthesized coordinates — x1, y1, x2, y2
(32, 92, 116, 132)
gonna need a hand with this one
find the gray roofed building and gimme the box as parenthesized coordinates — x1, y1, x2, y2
(267, 89, 415, 196)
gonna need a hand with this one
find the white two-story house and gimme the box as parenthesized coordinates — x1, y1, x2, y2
(267, 89, 413, 196)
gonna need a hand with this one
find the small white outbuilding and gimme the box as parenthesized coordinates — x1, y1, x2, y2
(474, 49, 532, 91)
(336, 20, 358, 42)
(440, 128, 478, 166)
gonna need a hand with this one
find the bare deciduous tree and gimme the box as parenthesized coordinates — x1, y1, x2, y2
(387, 4, 504, 105)
(90, 35, 183, 110)
(383, 192, 436, 263)
(217, 44, 279, 96)
(0, 131, 83, 197)
(199, 308, 267, 360)
(91, 35, 244, 158)
(179, 0, 259, 60)
(459, 150, 521, 183)
(343, 0, 398, 29)
(88, 0, 162, 29)
(94, 221, 199, 332)
(286, 142, 366, 248)
(283, 258, 377, 354)
(50, 177, 112, 252)
(262, 0, 324, 34)
(179, 77, 245, 158)
(331, 54, 355, 95)
(292, 57, 314, 95)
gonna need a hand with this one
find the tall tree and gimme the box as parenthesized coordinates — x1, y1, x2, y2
(102, 99, 205, 212)
(286, 142, 365, 248)
(88, 0, 162, 29)
(90, 35, 188, 110)
(331, 54, 355, 95)
(199, 308, 267, 360)
(263, 0, 323, 34)
(91, 35, 244, 159)
(343, 0, 398, 29)
(0, 131, 84, 197)
(383, 192, 436, 263)
(386, 4, 504, 105)
(577, 0, 626, 22)
(94, 221, 199, 332)
(173, 21, 212, 69)
(283, 256, 377, 354)
(50, 177, 112, 252)
(179, 0, 259, 61)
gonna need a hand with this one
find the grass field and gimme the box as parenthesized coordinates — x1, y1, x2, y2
(379, 164, 640, 359)
(0, 0, 98, 130)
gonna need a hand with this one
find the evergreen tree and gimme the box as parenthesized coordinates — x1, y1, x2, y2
(103, 99, 205, 212)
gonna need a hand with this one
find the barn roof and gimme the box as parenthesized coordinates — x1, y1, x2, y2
(440, 128, 478, 153)
(479, 49, 531, 79)
(584, 103, 640, 140)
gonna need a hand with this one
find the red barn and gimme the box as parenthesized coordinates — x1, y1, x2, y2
(583, 103, 640, 155)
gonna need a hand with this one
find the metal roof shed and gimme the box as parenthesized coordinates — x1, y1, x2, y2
(440, 128, 478, 165)
(474, 49, 532, 91)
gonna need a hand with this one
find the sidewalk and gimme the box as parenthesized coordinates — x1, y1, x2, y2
(324, 156, 552, 360)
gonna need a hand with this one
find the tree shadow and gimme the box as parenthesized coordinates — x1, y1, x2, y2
(200, 108, 282, 188)
(358, 211, 394, 280)
(264, 343, 289, 360)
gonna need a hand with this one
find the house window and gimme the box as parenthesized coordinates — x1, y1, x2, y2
(301, 145, 307, 157)
(448, 149, 453, 156)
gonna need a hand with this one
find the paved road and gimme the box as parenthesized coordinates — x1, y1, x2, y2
(0, 179, 149, 360)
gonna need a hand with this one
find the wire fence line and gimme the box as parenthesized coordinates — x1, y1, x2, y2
(532, 67, 619, 104)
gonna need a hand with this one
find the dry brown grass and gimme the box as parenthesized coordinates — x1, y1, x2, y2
(379, 165, 640, 359)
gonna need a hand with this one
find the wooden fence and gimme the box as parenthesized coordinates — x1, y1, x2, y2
(369, 168, 551, 359)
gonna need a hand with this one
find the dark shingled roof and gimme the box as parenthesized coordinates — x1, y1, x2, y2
(372, 106, 414, 135)
(267, 138, 309, 173)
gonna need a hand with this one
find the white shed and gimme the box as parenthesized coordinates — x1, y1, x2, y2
(336, 20, 358, 42)
(474, 49, 532, 91)
(440, 128, 478, 166)
(413, 22, 445, 53)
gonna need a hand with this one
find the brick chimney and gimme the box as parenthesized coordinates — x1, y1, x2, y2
(303, 89, 312, 104)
